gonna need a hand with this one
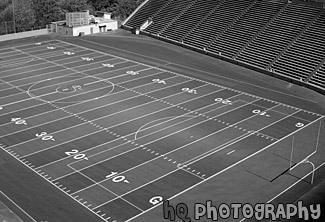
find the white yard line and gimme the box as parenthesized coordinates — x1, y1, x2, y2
(125, 114, 322, 222)
(1, 40, 323, 222)
(20, 82, 215, 159)
(0, 62, 140, 108)
(0, 75, 184, 138)
(0, 190, 36, 222)
(0, 48, 96, 75)
(73, 39, 324, 116)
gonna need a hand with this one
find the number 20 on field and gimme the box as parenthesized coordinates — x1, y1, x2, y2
(65, 149, 88, 160)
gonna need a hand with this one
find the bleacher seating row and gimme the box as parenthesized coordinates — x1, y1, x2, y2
(145, 0, 194, 34)
(161, 0, 223, 43)
(125, 0, 169, 29)
(123, 0, 325, 94)
(270, 8, 325, 81)
(311, 64, 325, 89)
(208, 0, 285, 58)
(184, 0, 254, 50)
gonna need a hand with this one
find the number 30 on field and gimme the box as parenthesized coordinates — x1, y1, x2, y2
(36, 132, 55, 141)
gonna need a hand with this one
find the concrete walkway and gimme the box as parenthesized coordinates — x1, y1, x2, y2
(0, 29, 48, 42)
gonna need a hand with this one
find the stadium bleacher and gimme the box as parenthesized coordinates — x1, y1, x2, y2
(208, 0, 285, 58)
(303, 11, 325, 87)
(123, 0, 325, 94)
(237, 4, 321, 69)
(184, 0, 254, 50)
(160, 0, 223, 42)
(144, 0, 194, 35)
(270, 9, 325, 82)
(310, 64, 325, 88)
(124, 0, 170, 29)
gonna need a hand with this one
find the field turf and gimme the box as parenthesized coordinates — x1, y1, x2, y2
(0, 37, 324, 222)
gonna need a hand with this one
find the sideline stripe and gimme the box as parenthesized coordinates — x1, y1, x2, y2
(1, 40, 323, 222)
(0, 190, 36, 222)
(125, 116, 323, 222)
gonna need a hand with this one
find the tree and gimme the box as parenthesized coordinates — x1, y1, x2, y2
(113, 0, 144, 20)
(32, 0, 62, 27)
(1, 0, 146, 34)
(0, 0, 11, 12)
(0, 0, 15, 23)
(88, 0, 116, 12)
(0, 0, 13, 34)
(59, 0, 92, 13)
(0, 2, 13, 22)
(13, 0, 35, 31)
(31, 0, 91, 27)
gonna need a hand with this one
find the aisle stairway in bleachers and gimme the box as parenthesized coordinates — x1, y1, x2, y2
(183, 0, 254, 49)
(160, 0, 223, 42)
(145, 0, 194, 35)
(311, 64, 325, 89)
(124, 0, 170, 29)
(303, 11, 325, 88)
(123, 0, 325, 94)
(236, 3, 322, 69)
(270, 9, 325, 82)
(208, 0, 285, 58)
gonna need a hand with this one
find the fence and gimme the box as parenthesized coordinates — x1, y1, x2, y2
(0, 21, 47, 35)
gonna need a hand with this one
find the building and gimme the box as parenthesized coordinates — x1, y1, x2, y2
(50, 10, 118, 36)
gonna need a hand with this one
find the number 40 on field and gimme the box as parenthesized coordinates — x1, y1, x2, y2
(11, 118, 27, 125)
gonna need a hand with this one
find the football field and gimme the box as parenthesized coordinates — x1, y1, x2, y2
(0, 40, 324, 222)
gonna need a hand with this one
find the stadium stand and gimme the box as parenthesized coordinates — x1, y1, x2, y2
(123, 0, 170, 29)
(122, 0, 325, 95)
(237, 4, 322, 68)
(144, 0, 194, 35)
(160, 0, 223, 42)
(269, 9, 325, 82)
(208, 0, 285, 58)
(183, 0, 254, 50)
(310, 63, 325, 88)
(303, 11, 325, 87)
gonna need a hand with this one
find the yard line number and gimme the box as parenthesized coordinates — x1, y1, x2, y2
(63, 51, 75, 55)
(152, 79, 166, 84)
(65, 149, 88, 160)
(36, 132, 55, 141)
(182, 88, 197, 94)
(106, 171, 130, 184)
(127, 71, 139, 75)
(252, 109, 270, 117)
(215, 98, 232, 105)
(11, 118, 27, 125)
(102, 63, 114, 67)
(81, 57, 94, 61)
(295, 122, 305, 128)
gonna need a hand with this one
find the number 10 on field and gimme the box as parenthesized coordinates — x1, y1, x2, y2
(106, 172, 130, 184)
